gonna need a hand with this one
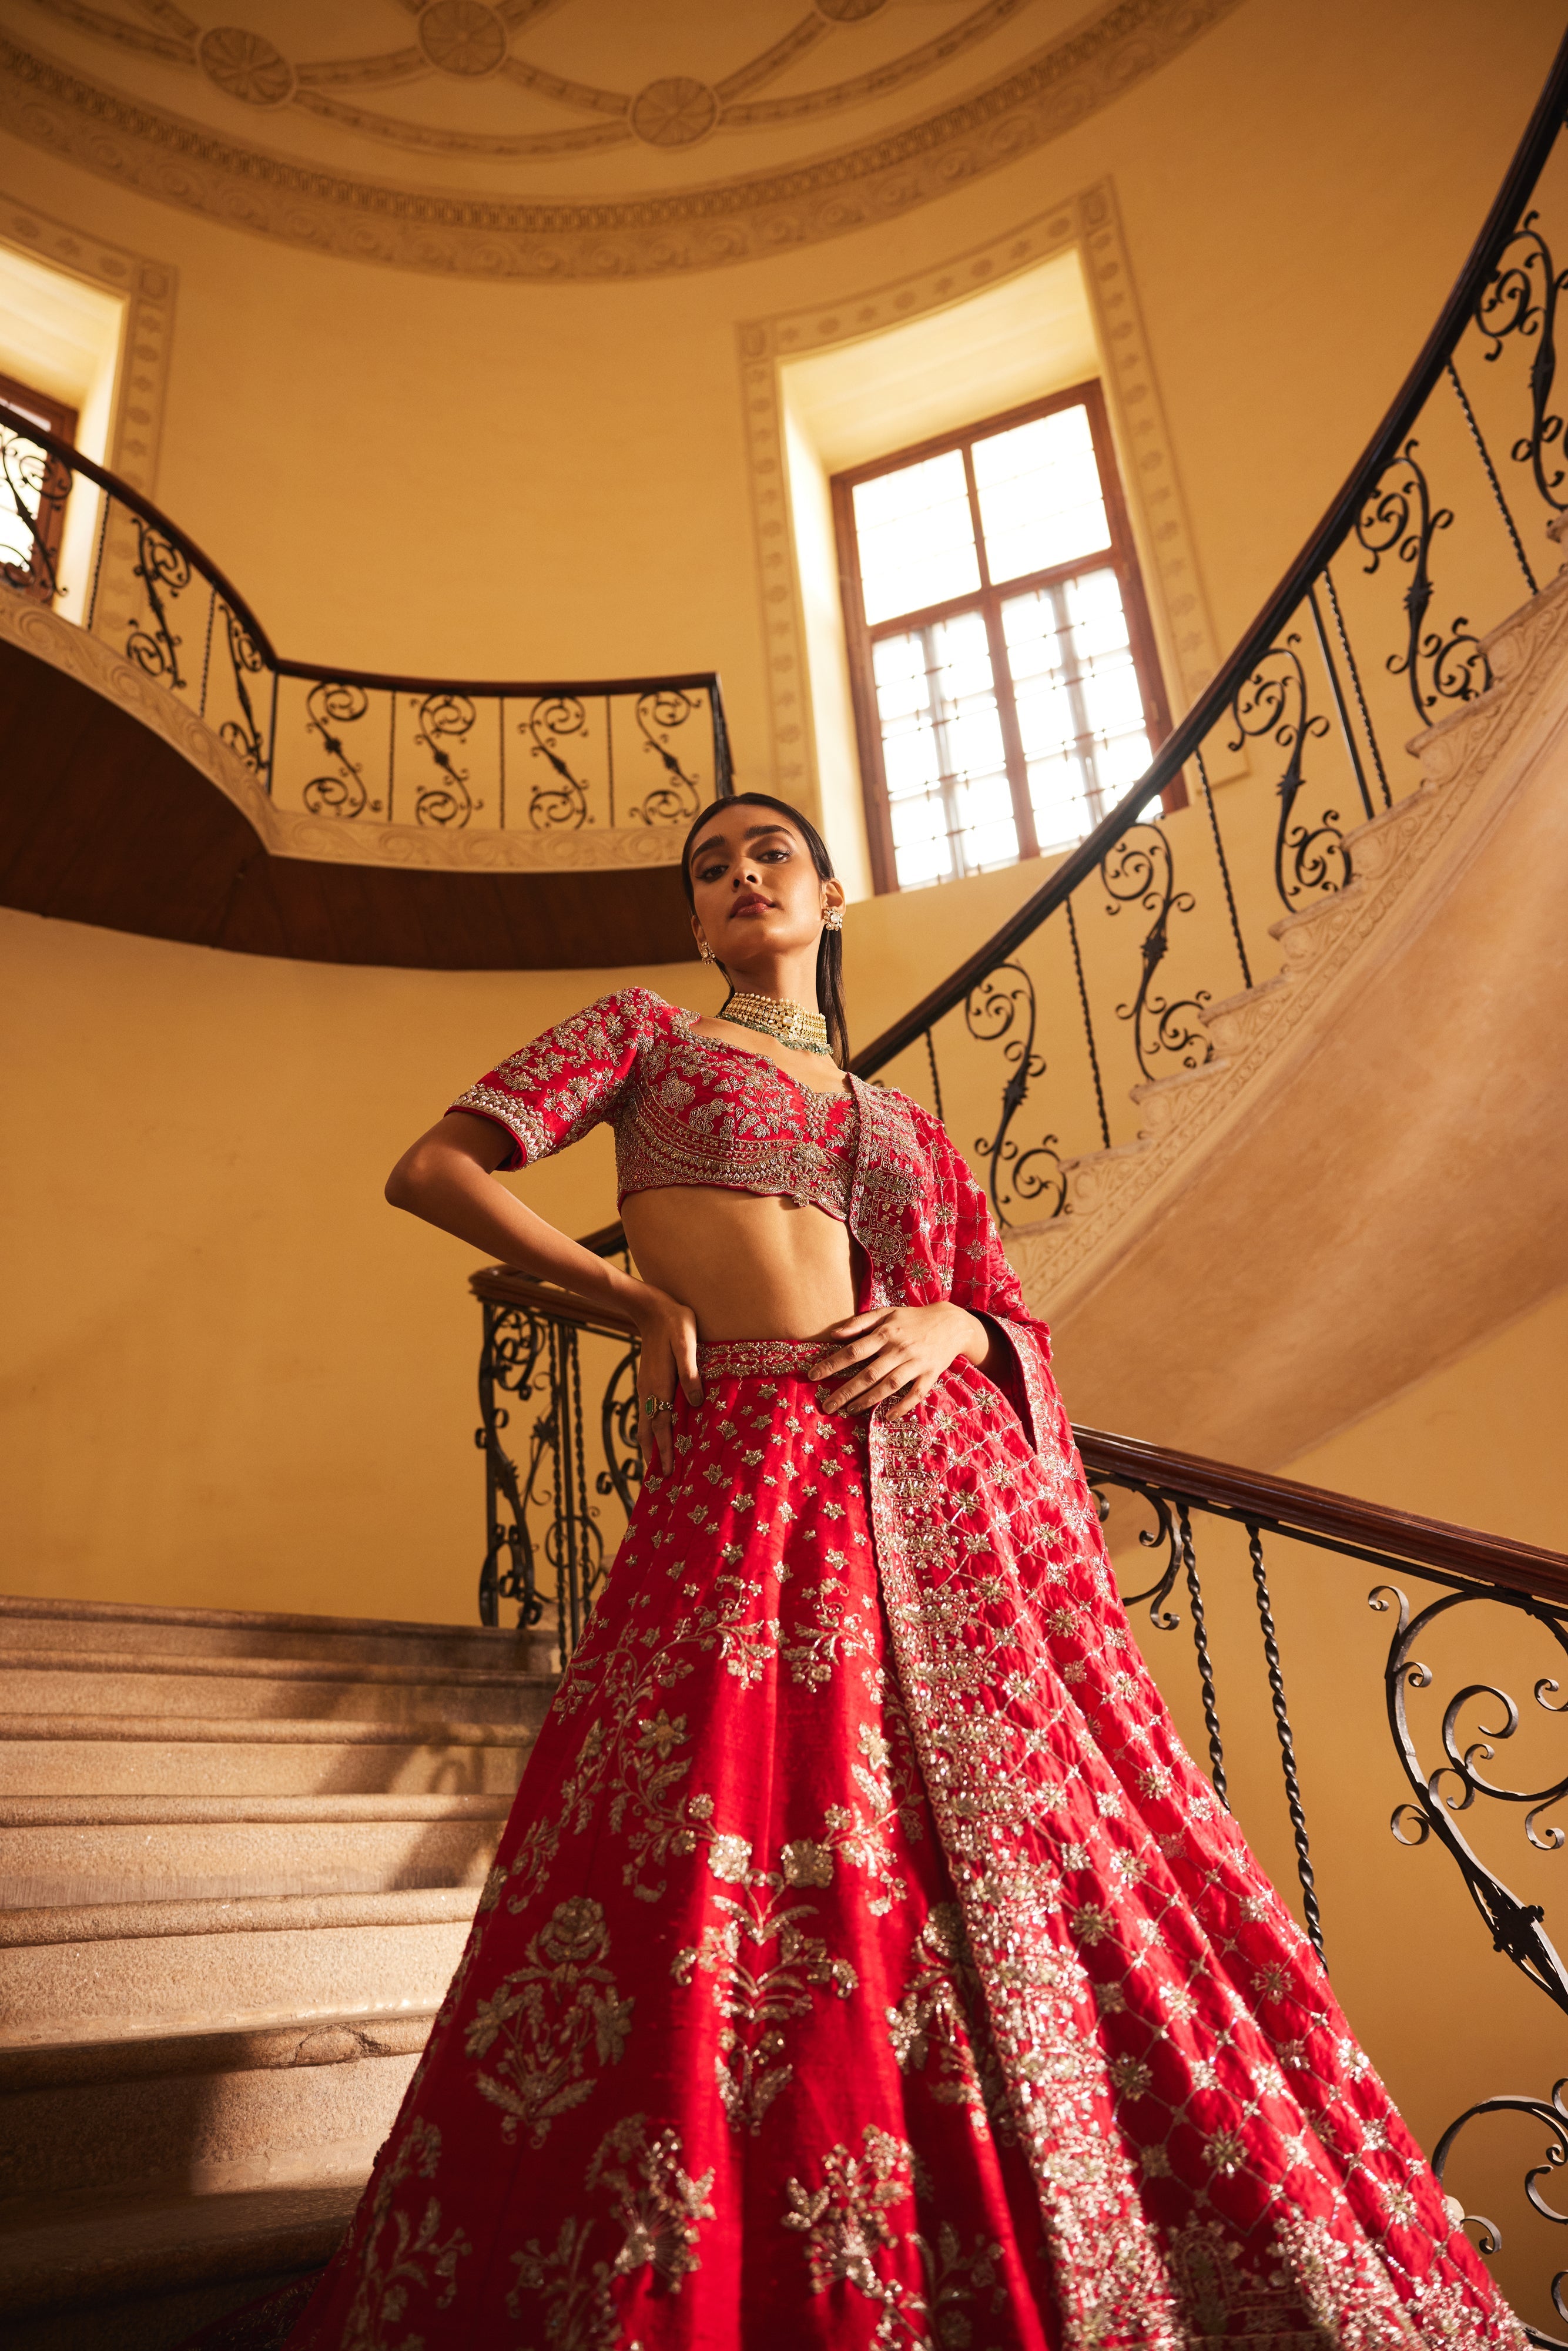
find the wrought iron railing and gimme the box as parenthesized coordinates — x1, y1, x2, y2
(843, 38, 1568, 1232)
(470, 1263, 1568, 2337)
(0, 411, 732, 836)
(531, 36, 1568, 1260)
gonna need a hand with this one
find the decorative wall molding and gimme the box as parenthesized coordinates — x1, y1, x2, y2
(0, 1, 1244, 279)
(736, 177, 1221, 809)
(0, 586, 689, 873)
(0, 187, 175, 494)
(1004, 562, 1568, 1319)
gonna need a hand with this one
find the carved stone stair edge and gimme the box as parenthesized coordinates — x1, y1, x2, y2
(0, 585, 686, 878)
(0, 2009, 435, 2095)
(0, 1796, 511, 1825)
(0, 1713, 527, 1744)
(0, 1648, 555, 1689)
(0, 1590, 525, 1641)
(0, 2179, 362, 2323)
(1004, 564, 1568, 1316)
(0, 1886, 481, 1950)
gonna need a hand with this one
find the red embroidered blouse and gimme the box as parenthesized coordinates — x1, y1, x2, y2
(451, 987, 859, 1222)
(448, 986, 1058, 1455)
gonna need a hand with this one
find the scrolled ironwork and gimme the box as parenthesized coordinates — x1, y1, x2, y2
(1355, 440, 1493, 724)
(1227, 637, 1350, 912)
(629, 689, 702, 826)
(218, 605, 268, 773)
(1432, 2082, 1568, 2346)
(127, 515, 191, 691)
(525, 695, 591, 829)
(1371, 1580, 1568, 2013)
(964, 962, 1067, 1227)
(0, 424, 69, 602)
(1101, 823, 1214, 1077)
(1476, 209, 1568, 515)
(597, 1340, 644, 1523)
(411, 691, 480, 828)
(303, 679, 380, 820)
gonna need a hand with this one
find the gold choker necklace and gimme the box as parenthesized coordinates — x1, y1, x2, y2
(719, 991, 833, 1058)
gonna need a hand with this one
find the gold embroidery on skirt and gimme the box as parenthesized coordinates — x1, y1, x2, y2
(463, 1897, 633, 2148)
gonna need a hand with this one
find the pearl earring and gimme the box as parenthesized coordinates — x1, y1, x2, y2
(699, 940, 716, 964)
(824, 907, 844, 932)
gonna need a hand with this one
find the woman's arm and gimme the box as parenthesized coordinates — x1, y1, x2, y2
(386, 1111, 700, 1469)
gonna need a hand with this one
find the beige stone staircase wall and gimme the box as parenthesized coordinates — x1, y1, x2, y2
(0, 1592, 551, 2348)
(1009, 562, 1568, 1466)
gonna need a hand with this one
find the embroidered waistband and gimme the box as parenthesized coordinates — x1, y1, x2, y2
(696, 1337, 827, 1378)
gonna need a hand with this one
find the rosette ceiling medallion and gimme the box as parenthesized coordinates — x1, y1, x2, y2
(0, 0, 1240, 276)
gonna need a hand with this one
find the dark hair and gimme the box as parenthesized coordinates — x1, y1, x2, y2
(680, 791, 849, 1067)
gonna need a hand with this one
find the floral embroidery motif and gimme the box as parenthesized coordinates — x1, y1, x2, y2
(338, 2119, 468, 2350)
(886, 1901, 1011, 2142)
(507, 2117, 715, 2347)
(464, 1898, 632, 2148)
(674, 1863, 858, 2135)
(782, 2125, 1008, 2348)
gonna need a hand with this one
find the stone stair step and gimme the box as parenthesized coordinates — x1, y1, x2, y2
(0, 1721, 530, 1798)
(0, 1889, 477, 2048)
(0, 1813, 505, 1910)
(0, 2010, 431, 2206)
(0, 1591, 553, 1675)
(0, 2176, 356, 2347)
(0, 1653, 555, 1724)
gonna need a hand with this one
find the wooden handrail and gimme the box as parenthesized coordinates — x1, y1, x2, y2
(1077, 1427, 1568, 1607)
(0, 397, 728, 710)
(467, 1265, 1568, 1609)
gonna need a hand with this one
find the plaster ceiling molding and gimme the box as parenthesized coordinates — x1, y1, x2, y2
(0, 187, 175, 492)
(736, 181, 1220, 815)
(0, 0, 1245, 277)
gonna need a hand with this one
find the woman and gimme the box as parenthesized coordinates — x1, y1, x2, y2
(286, 793, 1520, 2350)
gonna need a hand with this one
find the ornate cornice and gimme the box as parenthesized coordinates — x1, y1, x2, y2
(0, 0, 1244, 279)
(0, 586, 689, 873)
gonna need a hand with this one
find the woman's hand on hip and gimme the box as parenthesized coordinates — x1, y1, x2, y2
(810, 1302, 989, 1423)
(632, 1286, 703, 1474)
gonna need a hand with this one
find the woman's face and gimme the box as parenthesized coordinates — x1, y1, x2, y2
(686, 806, 841, 969)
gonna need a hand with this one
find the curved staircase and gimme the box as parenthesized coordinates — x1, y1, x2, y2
(0, 1595, 552, 2348)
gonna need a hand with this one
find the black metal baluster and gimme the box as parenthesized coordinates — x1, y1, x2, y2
(1178, 1504, 1229, 1808)
(1245, 1522, 1325, 1960)
(1066, 895, 1111, 1151)
(571, 1324, 594, 1628)
(1308, 581, 1376, 824)
(199, 584, 215, 721)
(85, 488, 109, 634)
(552, 1321, 572, 1662)
(1321, 564, 1392, 812)
(1446, 356, 1540, 593)
(265, 669, 279, 794)
(923, 1027, 946, 1126)
(1193, 747, 1253, 991)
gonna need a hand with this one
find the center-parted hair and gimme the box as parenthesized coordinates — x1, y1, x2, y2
(680, 791, 849, 1069)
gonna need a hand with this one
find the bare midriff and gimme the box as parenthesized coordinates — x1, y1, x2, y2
(621, 1186, 858, 1342)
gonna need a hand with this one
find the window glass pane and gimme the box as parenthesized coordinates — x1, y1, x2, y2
(872, 611, 1018, 889)
(853, 450, 980, 627)
(973, 406, 1109, 587)
(1003, 567, 1151, 852)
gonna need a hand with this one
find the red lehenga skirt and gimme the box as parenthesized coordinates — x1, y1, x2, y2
(286, 1344, 1522, 2350)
